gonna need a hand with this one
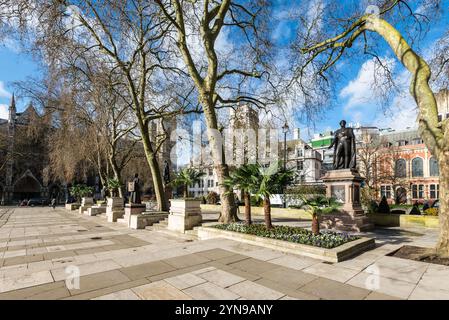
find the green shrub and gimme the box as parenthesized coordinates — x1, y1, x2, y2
(423, 208, 438, 216)
(213, 223, 359, 249)
(378, 196, 390, 214)
(206, 192, 219, 205)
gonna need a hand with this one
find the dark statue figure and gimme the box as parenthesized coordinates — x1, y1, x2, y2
(163, 160, 171, 185)
(329, 120, 357, 170)
(129, 173, 141, 204)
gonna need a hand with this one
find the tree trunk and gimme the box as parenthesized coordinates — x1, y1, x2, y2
(199, 104, 238, 223)
(184, 184, 188, 198)
(312, 212, 320, 235)
(140, 125, 167, 212)
(437, 153, 449, 256)
(366, 16, 448, 254)
(109, 158, 124, 199)
(263, 197, 273, 229)
(244, 192, 252, 225)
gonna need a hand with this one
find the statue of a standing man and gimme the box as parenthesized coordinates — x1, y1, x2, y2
(328, 120, 357, 170)
(129, 173, 141, 204)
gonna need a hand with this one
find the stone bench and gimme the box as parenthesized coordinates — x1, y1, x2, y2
(129, 212, 169, 230)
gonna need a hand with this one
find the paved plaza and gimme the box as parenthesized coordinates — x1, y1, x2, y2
(0, 206, 447, 300)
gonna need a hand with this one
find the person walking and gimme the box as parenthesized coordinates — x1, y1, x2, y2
(51, 198, 56, 210)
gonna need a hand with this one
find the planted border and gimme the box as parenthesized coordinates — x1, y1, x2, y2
(213, 223, 359, 249)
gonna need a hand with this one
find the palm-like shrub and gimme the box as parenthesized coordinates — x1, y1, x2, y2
(224, 164, 260, 225)
(171, 168, 206, 198)
(252, 162, 294, 229)
(70, 184, 94, 203)
(106, 178, 122, 197)
(298, 195, 339, 235)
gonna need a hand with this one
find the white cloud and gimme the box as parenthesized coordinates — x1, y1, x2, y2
(339, 55, 421, 129)
(372, 90, 418, 130)
(0, 104, 9, 120)
(0, 82, 12, 99)
(340, 57, 396, 112)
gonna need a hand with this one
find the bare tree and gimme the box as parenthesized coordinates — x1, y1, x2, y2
(2, 0, 202, 211)
(154, 0, 277, 222)
(357, 133, 382, 189)
(294, 0, 449, 255)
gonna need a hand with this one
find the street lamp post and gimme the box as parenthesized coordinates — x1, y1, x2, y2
(282, 122, 289, 208)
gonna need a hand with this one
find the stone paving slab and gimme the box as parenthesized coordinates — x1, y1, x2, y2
(300, 277, 371, 300)
(183, 281, 240, 300)
(0, 207, 447, 300)
(227, 280, 285, 300)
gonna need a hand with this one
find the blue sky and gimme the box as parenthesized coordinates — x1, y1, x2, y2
(0, 45, 39, 118)
(0, 1, 448, 142)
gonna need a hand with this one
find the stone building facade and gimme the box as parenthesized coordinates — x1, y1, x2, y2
(0, 95, 63, 204)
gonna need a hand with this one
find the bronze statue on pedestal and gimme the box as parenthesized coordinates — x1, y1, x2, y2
(328, 120, 356, 170)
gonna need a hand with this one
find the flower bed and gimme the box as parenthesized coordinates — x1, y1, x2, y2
(212, 223, 359, 249)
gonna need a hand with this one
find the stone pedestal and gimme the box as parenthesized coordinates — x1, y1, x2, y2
(119, 204, 146, 227)
(106, 197, 125, 222)
(321, 169, 374, 232)
(79, 197, 94, 214)
(86, 205, 107, 216)
(65, 203, 80, 211)
(129, 212, 168, 230)
(168, 199, 202, 233)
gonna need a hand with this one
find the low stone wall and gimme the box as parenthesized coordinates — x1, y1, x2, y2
(200, 204, 311, 220)
(368, 213, 439, 229)
(197, 226, 375, 263)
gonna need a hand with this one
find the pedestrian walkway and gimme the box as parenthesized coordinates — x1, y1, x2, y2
(0, 207, 447, 300)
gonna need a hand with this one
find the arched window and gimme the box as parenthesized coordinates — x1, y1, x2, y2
(395, 159, 406, 178)
(430, 157, 439, 176)
(412, 158, 424, 177)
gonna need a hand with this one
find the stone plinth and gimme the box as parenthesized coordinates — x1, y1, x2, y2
(65, 203, 80, 211)
(79, 197, 94, 214)
(106, 197, 125, 222)
(129, 212, 168, 230)
(321, 169, 374, 232)
(86, 205, 107, 216)
(168, 199, 202, 233)
(119, 204, 146, 227)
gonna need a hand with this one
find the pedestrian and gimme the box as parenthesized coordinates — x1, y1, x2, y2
(51, 198, 56, 210)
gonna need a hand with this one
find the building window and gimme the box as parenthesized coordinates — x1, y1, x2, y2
(395, 159, 406, 178)
(411, 138, 423, 145)
(208, 168, 213, 176)
(430, 184, 440, 199)
(296, 161, 304, 171)
(198, 180, 204, 188)
(297, 149, 303, 157)
(438, 114, 443, 122)
(207, 180, 214, 188)
(398, 140, 408, 146)
(412, 184, 424, 199)
(411, 158, 424, 177)
(381, 185, 392, 199)
(429, 157, 439, 176)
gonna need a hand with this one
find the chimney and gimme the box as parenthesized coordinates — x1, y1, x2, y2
(293, 128, 301, 140)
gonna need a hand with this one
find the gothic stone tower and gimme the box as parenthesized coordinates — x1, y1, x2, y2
(3, 94, 16, 203)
